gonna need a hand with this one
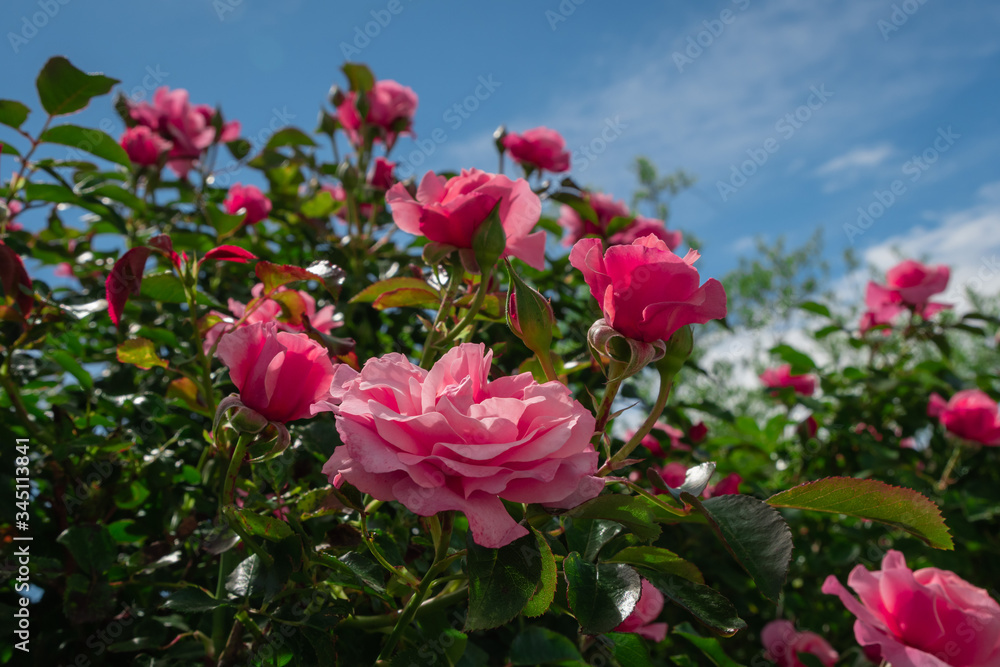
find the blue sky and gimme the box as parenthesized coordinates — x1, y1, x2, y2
(3, 0, 1000, 284)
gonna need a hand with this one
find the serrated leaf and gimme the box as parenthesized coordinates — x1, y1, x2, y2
(523, 527, 557, 617)
(373, 287, 441, 311)
(39, 125, 130, 166)
(117, 338, 167, 370)
(162, 588, 226, 612)
(767, 477, 953, 550)
(564, 553, 641, 634)
(0, 100, 30, 129)
(683, 493, 792, 602)
(603, 633, 654, 667)
(604, 546, 704, 584)
(638, 570, 746, 637)
(225, 507, 293, 543)
(466, 531, 542, 631)
(255, 260, 320, 293)
(561, 494, 661, 541)
(36, 57, 118, 116)
(565, 518, 622, 562)
(57, 524, 116, 574)
(226, 554, 263, 597)
(350, 277, 438, 304)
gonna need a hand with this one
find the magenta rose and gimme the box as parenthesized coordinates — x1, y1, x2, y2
(320, 343, 602, 548)
(387, 169, 546, 270)
(120, 125, 171, 166)
(823, 550, 1000, 667)
(337, 79, 418, 149)
(224, 184, 272, 225)
(859, 281, 904, 333)
(558, 191, 630, 246)
(885, 259, 950, 306)
(613, 578, 668, 642)
(502, 127, 571, 173)
(760, 364, 816, 397)
(569, 234, 727, 343)
(928, 390, 1000, 446)
(704, 472, 741, 498)
(369, 156, 396, 190)
(216, 322, 337, 424)
(608, 215, 683, 250)
(761, 620, 839, 667)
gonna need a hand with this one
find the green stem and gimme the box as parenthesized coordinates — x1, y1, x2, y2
(222, 432, 254, 508)
(937, 441, 963, 492)
(537, 350, 560, 383)
(212, 550, 237, 657)
(376, 513, 455, 662)
(600, 376, 673, 476)
(592, 359, 627, 437)
(183, 262, 217, 415)
(360, 511, 420, 587)
(419, 267, 462, 370)
(623, 481, 687, 517)
(438, 269, 492, 348)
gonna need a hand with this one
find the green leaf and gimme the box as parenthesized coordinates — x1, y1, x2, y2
(107, 519, 146, 544)
(563, 552, 641, 634)
(39, 125, 131, 166)
(769, 344, 815, 373)
(639, 570, 746, 637)
(225, 507, 293, 543)
(48, 349, 94, 389)
(226, 554, 263, 597)
(672, 622, 744, 667)
(798, 301, 831, 318)
(0, 100, 30, 129)
(36, 57, 119, 116)
(300, 190, 336, 218)
(550, 191, 598, 223)
(561, 494, 662, 541)
(57, 524, 116, 574)
(117, 338, 168, 370)
(603, 633, 653, 667)
(604, 546, 704, 584)
(205, 204, 245, 238)
(338, 552, 386, 593)
(509, 627, 582, 665)
(255, 260, 320, 293)
(466, 531, 542, 631)
(767, 477, 953, 550)
(265, 127, 317, 149)
(342, 62, 375, 93)
(682, 493, 792, 602)
(565, 518, 622, 562)
(523, 527, 557, 617)
(138, 272, 185, 303)
(350, 277, 439, 304)
(114, 481, 150, 510)
(162, 588, 227, 613)
(373, 287, 441, 311)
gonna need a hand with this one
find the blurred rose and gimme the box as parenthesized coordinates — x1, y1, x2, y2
(224, 183, 272, 225)
(570, 234, 726, 343)
(369, 156, 396, 190)
(558, 191, 682, 250)
(761, 620, 838, 667)
(502, 127, 570, 173)
(337, 79, 418, 148)
(885, 259, 950, 307)
(688, 421, 708, 444)
(0, 241, 33, 317)
(823, 549, 1000, 667)
(120, 125, 171, 166)
(613, 578, 668, 642)
(216, 322, 336, 424)
(704, 473, 741, 498)
(320, 343, 602, 548)
(760, 364, 816, 397)
(928, 390, 1000, 446)
(608, 215, 682, 250)
(387, 169, 545, 270)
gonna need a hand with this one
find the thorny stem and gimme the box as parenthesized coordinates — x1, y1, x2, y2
(600, 376, 673, 476)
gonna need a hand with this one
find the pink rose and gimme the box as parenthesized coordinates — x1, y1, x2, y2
(569, 234, 727, 343)
(321, 183, 373, 220)
(502, 127, 571, 173)
(688, 421, 708, 444)
(387, 169, 546, 270)
(704, 472, 741, 498)
(762, 620, 839, 667)
(558, 192, 682, 250)
(885, 260, 950, 306)
(613, 578, 668, 642)
(120, 125, 171, 166)
(928, 390, 1000, 446)
(629, 423, 689, 457)
(337, 80, 418, 148)
(369, 156, 396, 190)
(656, 462, 688, 490)
(320, 343, 602, 548)
(823, 550, 1000, 667)
(859, 281, 904, 333)
(224, 183, 272, 225)
(216, 322, 337, 424)
(608, 216, 683, 250)
(760, 365, 816, 397)
(3, 199, 23, 216)
(129, 87, 240, 176)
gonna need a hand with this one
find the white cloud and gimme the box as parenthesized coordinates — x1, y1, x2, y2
(817, 144, 894, 175)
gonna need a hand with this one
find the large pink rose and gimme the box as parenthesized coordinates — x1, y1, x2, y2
(387, 169, 546, 270)
(613, 578, 668, 642)
(129, 86, 240, 176)
(824, 550, 1000, 666)
(760, 364, 816, 397)
(762, 620, 839, 667)
(569, 234, 726, 343)
(502, 127, 571, 173)
(216, 322, 337, 424)
(885, 260, 950, 306)
(320, 343, 602, 548)
(928, 390, 1000, 446)
(224, 183, 272, 225)
(337, 79, 418, 148)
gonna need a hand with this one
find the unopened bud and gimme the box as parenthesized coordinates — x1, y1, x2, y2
(506, 279, 554, 357)
(655, 325, 693, 380)
(471, 202, 507, 273)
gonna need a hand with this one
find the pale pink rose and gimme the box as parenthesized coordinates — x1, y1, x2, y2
(387, 169, 545, 270)
(885, 260, 950, 307)
(337, 79, 418, 149)
(928, 390, 1000, 446)
(320, 343, 602, 548)
(502, 127, 571, 173)
(216, 322, 336, 424)
(823, 550, 1000, 667)
(570, 235, 726, 344)
(613, 578, 668, 642)
(760, 364, 816, 397)
(762, 620, 839, 667)
(224, 183, 272, 225)
(120, 125, 171, 166)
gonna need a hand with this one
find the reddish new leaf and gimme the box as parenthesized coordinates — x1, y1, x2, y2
(147, 234, 181, 267)
(202, 245, 257, 265)
(106, 247, 151, 325)
(255, 260, 319, 293)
